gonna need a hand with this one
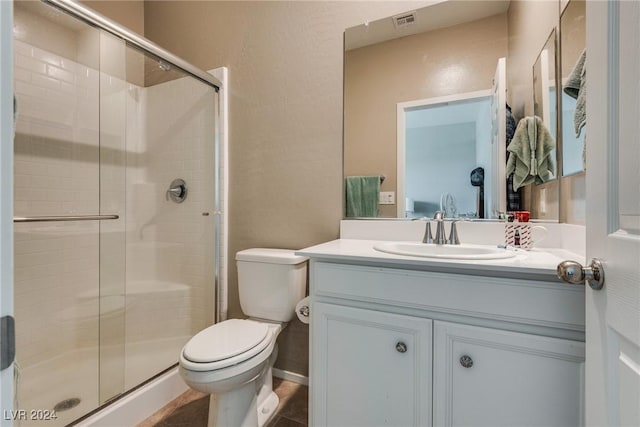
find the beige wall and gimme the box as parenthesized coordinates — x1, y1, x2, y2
(344, 13, 508, 218)
(80, 0, 144, 36)
(144, 0, 428, 376)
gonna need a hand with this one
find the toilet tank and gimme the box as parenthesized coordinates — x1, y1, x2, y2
(236, 248, 308, 322)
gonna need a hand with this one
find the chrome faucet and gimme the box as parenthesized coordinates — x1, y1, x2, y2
(433, 211, 447, 245)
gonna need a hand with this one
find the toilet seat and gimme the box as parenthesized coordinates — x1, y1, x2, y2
(181, 319, 274, 372)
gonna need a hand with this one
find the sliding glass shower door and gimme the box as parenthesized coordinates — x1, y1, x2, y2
(13, 1, 217, 424)
(14, 3, 104, 423)
(117, 41, 216, 396)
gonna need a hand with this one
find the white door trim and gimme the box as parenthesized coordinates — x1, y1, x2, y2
(0, 0, 14, 423)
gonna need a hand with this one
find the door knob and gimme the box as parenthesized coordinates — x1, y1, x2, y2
(557, 258, 605, 290)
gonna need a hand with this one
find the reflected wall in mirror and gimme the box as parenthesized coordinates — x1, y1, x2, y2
(532, 28, 558, 183)
(560, 0, 586, 176)
(344, 1, 510, 218)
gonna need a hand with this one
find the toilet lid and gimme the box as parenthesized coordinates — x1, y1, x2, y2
(183, 319, 269, 363)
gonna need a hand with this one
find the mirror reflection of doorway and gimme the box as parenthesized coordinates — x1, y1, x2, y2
(399, 94, 492, 219)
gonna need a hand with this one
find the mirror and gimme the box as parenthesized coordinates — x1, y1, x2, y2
(559, 0, 586, 176)
(532, 28, 558, 183)
(343, 1, 512, 219)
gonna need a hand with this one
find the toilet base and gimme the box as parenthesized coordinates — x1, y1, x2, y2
(208, 380, 258, 427)
(204, 375, 279, 427)
(256, 353, 279, 427)
(257, 391, 279, 427)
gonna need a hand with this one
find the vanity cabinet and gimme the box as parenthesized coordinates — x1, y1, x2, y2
(309, 261, 585, 427)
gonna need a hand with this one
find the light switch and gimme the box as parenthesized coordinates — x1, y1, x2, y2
(380, 191, 395, 205)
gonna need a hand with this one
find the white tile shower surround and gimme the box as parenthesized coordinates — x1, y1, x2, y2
(13, 38, 219, 425)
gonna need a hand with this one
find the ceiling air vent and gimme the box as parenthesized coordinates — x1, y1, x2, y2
(392, 11, 417, 29)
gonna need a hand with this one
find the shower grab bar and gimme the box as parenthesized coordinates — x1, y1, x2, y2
(13, 214, 119, 223)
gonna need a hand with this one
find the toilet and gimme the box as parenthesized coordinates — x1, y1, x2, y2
(179, 248, 308, 427)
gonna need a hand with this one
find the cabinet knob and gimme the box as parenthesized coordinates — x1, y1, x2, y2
(460, 355, 473, 368)
(396, 342, 408, 353)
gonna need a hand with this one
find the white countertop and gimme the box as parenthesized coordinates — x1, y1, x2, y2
(297, 239, 585, 282)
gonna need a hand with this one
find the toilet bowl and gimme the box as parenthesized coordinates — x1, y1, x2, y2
(179, 249, 308, 427)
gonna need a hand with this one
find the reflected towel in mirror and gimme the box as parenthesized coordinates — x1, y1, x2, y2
(563, 49, 586, 138)
(506, 116, 556, 190)
(345, 176, 380, 217)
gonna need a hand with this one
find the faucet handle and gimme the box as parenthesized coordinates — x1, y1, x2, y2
(448, 221, 460, 245)
(422, 221, 433, 244)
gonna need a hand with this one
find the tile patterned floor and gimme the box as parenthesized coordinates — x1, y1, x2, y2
(136, 378, 308, 427)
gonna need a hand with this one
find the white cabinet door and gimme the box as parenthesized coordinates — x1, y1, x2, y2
(311, 302, 432, 427)
(433, 321, 585, 427)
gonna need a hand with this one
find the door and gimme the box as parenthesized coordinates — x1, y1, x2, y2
(311, 302, 432, 427)
(586, 1, 640, 425)
(0, 1, 14, 424)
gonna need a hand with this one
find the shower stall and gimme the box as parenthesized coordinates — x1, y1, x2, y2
(12, 0, 222, 424)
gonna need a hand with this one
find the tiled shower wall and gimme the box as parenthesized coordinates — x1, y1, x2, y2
(13, 37, 101, 369)
(124, 73, 216, 388)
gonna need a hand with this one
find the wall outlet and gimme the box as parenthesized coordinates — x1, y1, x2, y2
(380, 191, 395, 205)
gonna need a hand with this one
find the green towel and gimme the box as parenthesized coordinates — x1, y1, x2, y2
(345, 176, 380, 217)
(563, 49, 586, 138)
(506, 116, 556, 190)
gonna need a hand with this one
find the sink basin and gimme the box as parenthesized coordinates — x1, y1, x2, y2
(373, 242, 517, 260)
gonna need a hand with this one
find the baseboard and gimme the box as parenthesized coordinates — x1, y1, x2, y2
(272, 368, 309, 386)
(74, 367, 188, 427)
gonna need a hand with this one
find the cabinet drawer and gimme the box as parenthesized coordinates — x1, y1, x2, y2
(311, 261, 585, 332)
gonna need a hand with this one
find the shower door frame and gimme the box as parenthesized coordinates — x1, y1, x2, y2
(43, 0, 221, 91)
(0, 1, 15, 423)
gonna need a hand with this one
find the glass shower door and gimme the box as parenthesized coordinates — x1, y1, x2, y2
(95, 28, 218, 404)
(121, 43, 216, 391)
(13, 1, 218, 423)
(13, 1, 107, 424)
